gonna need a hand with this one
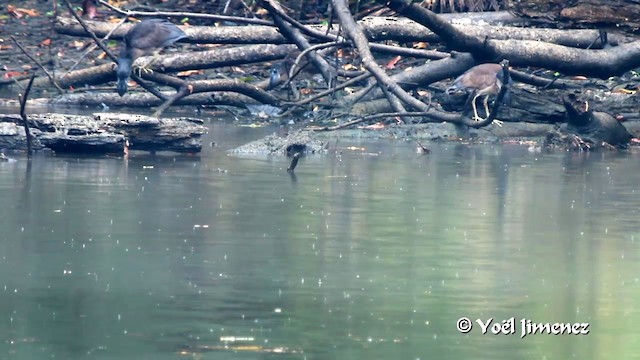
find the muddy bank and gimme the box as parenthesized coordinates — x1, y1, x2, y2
(228, 120, 640, 156)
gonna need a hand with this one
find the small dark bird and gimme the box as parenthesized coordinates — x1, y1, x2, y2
(447, 63, 510, 124)
(116, 19, 187, 96)
(269, 61, 289, 89)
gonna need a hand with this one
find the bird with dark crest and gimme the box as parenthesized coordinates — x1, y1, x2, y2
(116, 19, 187, 96)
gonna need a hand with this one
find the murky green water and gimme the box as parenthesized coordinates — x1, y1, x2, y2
(1, 123, 640, 359)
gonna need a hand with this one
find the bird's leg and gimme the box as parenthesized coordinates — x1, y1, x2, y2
(482, 96, 503, 127)
(471, 93, 483, 121)
(482, 96, 490, 118)
(133, 51, 161, 77)
(134, 58, 155, 77)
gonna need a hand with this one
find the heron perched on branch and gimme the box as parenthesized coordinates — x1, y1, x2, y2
(116, 19, 187, 96)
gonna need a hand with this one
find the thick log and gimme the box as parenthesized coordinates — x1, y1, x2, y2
(0, 113, 207, 154)
(358, 17, 629, 48)
(22, 44, 294, 91)
(55, 15, 627, 49)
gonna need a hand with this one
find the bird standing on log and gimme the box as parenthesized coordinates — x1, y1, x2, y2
(447, 63, 510, 125)
(116, 19, 187, 96)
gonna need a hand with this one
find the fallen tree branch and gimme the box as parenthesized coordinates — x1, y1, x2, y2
(385, 0, 640, 78)
(332, 0, 428, 117)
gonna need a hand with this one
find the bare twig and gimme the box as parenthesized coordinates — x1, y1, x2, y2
(9, 36, 64, 93)
(62, 17, 128, 77)
(19, 74, 37, 157)
(288, 72, 373, 107)
(262, 0, 335, 87)
(332, 0, 428, 116)
(287, 41, 347, 87)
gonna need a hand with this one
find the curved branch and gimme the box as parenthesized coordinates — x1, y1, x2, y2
(261, 0, 336, 86)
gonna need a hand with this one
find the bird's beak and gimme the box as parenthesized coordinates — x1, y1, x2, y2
(117, 79, 128, 97)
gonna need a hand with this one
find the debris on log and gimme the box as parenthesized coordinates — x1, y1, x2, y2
(0, 113, 207, 154)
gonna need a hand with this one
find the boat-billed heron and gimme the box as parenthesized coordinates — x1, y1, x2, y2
(116, 19, 187, 96)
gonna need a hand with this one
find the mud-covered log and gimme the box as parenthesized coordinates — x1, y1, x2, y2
(0, 113, 207, 154)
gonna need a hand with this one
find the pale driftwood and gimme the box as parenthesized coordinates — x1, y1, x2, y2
(21, 44, 295, 91)
(0, 113, 206, 153)
(358, 17, 630, 48)
(55, 15, 626, 50)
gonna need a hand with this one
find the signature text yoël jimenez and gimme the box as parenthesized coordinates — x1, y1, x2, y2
(456, 317, 590, 338)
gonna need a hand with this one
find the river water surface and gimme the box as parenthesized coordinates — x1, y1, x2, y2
(1, 122, 640, 359)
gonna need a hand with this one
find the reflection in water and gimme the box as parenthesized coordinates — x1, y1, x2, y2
(1, 128, 640, 360)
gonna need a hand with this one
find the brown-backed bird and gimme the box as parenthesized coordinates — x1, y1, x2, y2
(116, 19, 187, 96)
(447, 63, 510, 123)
